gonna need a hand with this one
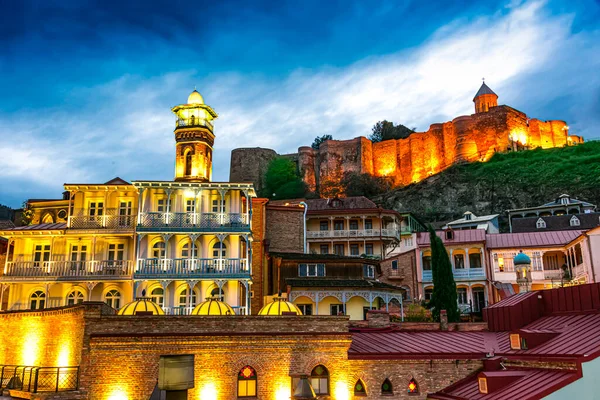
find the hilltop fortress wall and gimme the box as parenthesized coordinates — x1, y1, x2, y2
(230, 105, 582, 193)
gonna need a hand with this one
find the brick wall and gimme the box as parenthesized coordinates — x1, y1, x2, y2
(251, 198, 269, 314)
(380, 250, 417, 300)
(265, 205, 304, 253)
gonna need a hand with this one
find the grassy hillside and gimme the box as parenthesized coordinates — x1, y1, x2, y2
(375, 141, 600, 231)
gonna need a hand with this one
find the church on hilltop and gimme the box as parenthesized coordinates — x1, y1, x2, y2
(230, 82, 584, 193)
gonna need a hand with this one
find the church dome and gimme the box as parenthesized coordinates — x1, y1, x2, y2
(187, 89, 204, 105)
(118, 298, 165, 316)
(514, 251, 531, 266)
(191, 297, 235, 316)
(258, 297, 303, 316)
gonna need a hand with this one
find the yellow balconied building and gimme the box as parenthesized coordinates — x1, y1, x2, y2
(0, 90, 256, 315)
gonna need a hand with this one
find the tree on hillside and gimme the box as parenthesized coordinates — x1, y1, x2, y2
(312, 134, 333, 149)
(369, 120, 415, 143)
(261, 157, 306, 199)
(428, 227, 460, 322)
(341, 172, 393, 197)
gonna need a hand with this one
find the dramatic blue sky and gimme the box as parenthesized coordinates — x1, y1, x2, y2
(1, 0, 599, 207)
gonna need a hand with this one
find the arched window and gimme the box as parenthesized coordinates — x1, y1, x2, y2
(152, 242, 166, 258)
(41, 213, 54, 224)
(212, 242, 227, 258)
(178, 288, 197, 308)
(381, 378, 393, 395)
(210, 287, 224, 301)
(185, 150, 193, 176)
(354, 379, 367, 396)
(570, 216, 580, 227)
(105, 289, 121, 309)
(181, 242, 198, 258)
(66, 290, 85, 306)
(237, 366, 257, 397)
(536, 218, 546, 229)
(310, 365, 329, 395)
(408, 378, 419, 394)
(151, 287, 164, 307)
(30, 291, 46, 310)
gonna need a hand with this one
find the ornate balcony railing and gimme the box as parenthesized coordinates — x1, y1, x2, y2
(2, 260, 134, 280)
(175, 118, 213, 131)
(162, 305, 245, 315)
(137, 212, 249, 231)
(422, 267, 485, 282)
(307, 228, 400, 240)
(68, 209, 136, 229)
(136, 258, 249, 278)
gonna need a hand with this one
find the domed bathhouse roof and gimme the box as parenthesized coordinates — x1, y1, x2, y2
(118, 298, 165, 316)
(258, 297, 303, 316)
(514, 251, 532, 266)
(187, 89, 204, 105)
(191, 297, 235, 316)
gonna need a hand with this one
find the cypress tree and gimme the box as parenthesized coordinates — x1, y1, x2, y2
(428, 227, 460, 322)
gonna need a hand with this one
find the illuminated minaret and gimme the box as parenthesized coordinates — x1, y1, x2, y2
(171, 89, 218, 182)
(473, 81, 498, 114)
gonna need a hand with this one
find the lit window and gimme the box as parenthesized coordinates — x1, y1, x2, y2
(570, 216, 580, 226)
(310, 365, 329, 395)
(478, 377, 488, 394)
(151, 288, 164, 307)
(237, 366, 257, 397)
(30, 290, 46, 310)
(66, 290, 85, 306)
(381, 378, 393, 395)
(105, 289, 121, 309)
(536, 218, 546, 229)
(407, 378, 419, 394)
(354, 379, 367, 396)
(509, 333, 521, 350)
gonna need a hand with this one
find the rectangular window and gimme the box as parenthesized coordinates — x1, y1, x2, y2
(157, 198, 171, 212)
(363, 264, 374, 278)
(212, 198, 225, 212)
(422, 255, 432, 270)
(298, 264, 325, 277)
(33, 244, 51, 267)
(469, 253, 482, 268)
(349, 220, 358, 230)
(365, 219, 373, 229)
(108, 244, 125, 261)
(320, 245, 329, 254)
(186, 199, 195, 213)
(89, 202, 104, 216)
(330, 304, 345, 315)
(365, 244, 374, 255)
(457, 288, 468, 304)
(334, 220, 344, 230)
(350, 244, 359, 256)
(424, 289, 433, 301)
(319, 221, 328, 231)
(297, 304, 313, 315)
(391, 260, 398, 270)
(334, 244, 345, 256)
(454, 254, 465, 269)
(119, 201, 132, 216)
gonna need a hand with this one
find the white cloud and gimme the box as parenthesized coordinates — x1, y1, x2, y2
(1, 0, 599, 206)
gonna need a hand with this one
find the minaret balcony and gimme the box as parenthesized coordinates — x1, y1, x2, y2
(135, 258, 250, 279)
(137, 212, 250, 232)
(175, 118, 213, 131)
(1, 260, 134, 281)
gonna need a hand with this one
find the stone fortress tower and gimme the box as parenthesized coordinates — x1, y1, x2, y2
(230, 82, 584, 193)
(172, 89, 218, 182)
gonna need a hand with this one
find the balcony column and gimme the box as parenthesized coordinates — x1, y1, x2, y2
(136, 234, 146, 272)
(194, 189, 202, 225)
(217, 234, 226, 271)
(0, 284, 8, 311)
(449, 249, 454, 269)
(4, 237, 12, 274)
(103, 188, 109, 228)
(67, 191, 74, 228)
(480, 248, 486, 271)
(247, 281, 252, 315)
(165, 189, 173, 225)
(91, 236, 97, 262)
(219, 189, 227, 225)
(86, 282, 98, 301)
(136, 187, 145, 227)
(464, 248, 470, 269)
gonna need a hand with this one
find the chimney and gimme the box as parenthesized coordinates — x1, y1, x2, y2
(367, 310, 390, 328)
(440, 310, 448, 331)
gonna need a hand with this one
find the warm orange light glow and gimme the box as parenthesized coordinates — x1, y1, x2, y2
(334, 380, 350, 400)
(200, 382, 218, 400)
(21, 321, 41, 365)
(56, 342, 72, 367)
(107, 389, 129, 400)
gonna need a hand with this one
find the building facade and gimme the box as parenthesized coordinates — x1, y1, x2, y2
(0, 90, 257, 315)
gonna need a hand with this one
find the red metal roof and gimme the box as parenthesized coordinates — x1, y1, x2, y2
(485, 230, 584, 249)
(416, 229, 486, 246)
(2, 223, 66, 231)
(429, 367, 580, 400)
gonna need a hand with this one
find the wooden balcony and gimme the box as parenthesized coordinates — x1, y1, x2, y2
(307, 228, 400, 240)
(68, 209, 136, 230)
(137, 212, 250, 232)
(2, 260, 134, 281)
(135, 258, 250, 279)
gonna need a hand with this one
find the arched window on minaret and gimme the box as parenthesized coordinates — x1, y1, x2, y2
(185, 149, 193, 176)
